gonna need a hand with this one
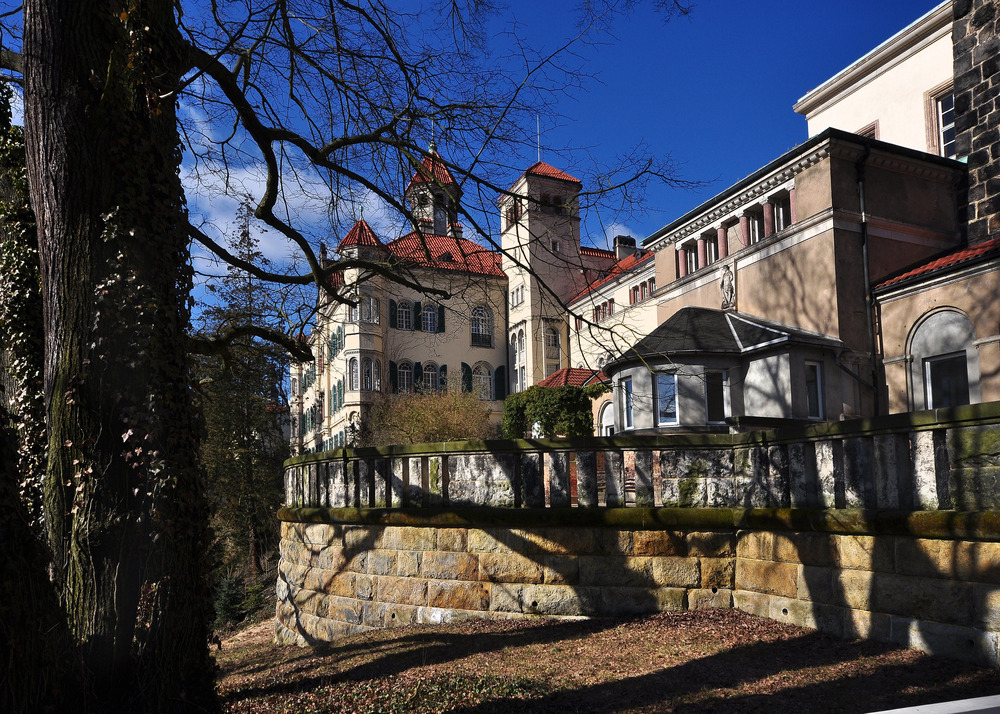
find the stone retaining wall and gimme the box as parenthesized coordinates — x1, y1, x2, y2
(275, 507, 1000, 667)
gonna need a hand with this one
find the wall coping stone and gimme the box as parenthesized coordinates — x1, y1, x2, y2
(284, 402, 1000, 467)
(278, 506, 1000, 542)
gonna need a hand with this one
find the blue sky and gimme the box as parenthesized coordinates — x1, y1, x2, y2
(490, 0, 946, 248)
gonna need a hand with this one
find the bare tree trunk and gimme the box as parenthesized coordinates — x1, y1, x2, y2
(22, 0, 216, 709)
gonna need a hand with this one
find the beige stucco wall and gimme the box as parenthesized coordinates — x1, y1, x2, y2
(801, 30, 953, 154)
(878, 268, 1000, 413)
(569, 263, 659, 372)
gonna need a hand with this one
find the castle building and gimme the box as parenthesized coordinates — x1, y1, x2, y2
(293, 0, 1000, 450)
(290, 146, 509, 453)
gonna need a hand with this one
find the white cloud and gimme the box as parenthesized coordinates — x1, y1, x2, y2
(602, 222, 641, 247)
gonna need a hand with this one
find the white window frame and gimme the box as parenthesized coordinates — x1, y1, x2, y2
(422, 303, 437, 332)
(397, 300, 413, 330)
(654, 372, 677, 426)
(398, 362, 413, 393)
(423, 363, 438, 393)
(622, 377, 634, 429)
(472, 363, 493, 400)
(471, 306, 493, 347)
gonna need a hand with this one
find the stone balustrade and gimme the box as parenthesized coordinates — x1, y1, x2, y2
(284, 402, 1000, 514)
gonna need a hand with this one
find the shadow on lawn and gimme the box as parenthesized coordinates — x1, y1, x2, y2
(220, 613, 1000, 713)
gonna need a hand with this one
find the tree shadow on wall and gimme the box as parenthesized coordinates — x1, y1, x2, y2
(747, 411, 1000, 672)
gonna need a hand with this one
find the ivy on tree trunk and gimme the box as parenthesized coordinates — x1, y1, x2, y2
(22, 0, 215, 709)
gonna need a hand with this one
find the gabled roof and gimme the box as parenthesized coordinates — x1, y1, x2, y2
(875, 236, 1000, 291)
(608, 307, 842, 370)
(571, 250, 654, 303)
(520, 161, 581, 186)
(388, 232, 504, 277)
(337, 219, 384, 251)
(536, 367, 604, 388)
(405, 147, 457, 192)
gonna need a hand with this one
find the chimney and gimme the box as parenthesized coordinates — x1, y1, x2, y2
(614, 235, 637, 260)
(954, 0, 1000, 242)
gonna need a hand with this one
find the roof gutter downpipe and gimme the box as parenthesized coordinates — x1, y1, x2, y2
(857, 142, 881, 416)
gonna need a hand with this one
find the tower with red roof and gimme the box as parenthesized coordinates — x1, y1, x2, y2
(500, 161, 616, 394)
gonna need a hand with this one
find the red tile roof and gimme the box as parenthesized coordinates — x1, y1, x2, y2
(537, 367, 602, 388)
(522, 161, 581, 185)
(405, 150, 457, 191)
(570, 249, 655, 303)
(876, 237, 1000, 289)
(337, 219, 384, 250)
(388, 232, 504, 277)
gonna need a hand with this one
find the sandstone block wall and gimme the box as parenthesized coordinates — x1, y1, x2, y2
(276, 508, 1000, 668)
(275, 520, 734, 646)
(735, 530, 1000, 667)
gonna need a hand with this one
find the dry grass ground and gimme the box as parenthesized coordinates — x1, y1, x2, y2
(216, 610, 1000, 713)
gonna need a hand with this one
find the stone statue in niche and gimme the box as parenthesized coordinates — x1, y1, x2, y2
(721, 264, 735, 310)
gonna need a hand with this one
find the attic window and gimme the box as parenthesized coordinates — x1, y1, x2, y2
(439, 251, 454, 262)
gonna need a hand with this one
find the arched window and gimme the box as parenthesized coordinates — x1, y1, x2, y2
(397, 300, 413, 330)
(422, 304, 437, 332)
(471, 306, 493, 347)
(473, 363, 492, 400)
(349, 357, 359, 391)
(398, 362, 413, 393)
(599, 401, 615, 436)
(362, 357, 373, 391)
(517, 329, 526, 391)
(907, 309, 980, 409)
(423, 363, 438, 393)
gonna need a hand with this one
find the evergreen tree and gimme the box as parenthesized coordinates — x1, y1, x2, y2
(197, 200, 289, 591)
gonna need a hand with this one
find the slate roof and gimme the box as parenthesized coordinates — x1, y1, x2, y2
(388, 232, 504, 277)
(571, 249, 654, 302)
(536, 367, 605, 388)
(608, 307, 842, 369)
(875, 236, 1000, 291)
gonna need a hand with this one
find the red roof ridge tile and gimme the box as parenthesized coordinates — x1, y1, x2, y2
(520, 161, 582, 186)
(876, 237, 1000, 289)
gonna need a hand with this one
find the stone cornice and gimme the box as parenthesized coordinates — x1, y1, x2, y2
(793, 1, 952, 118)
